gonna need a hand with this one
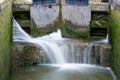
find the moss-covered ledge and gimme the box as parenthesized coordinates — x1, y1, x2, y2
(110, 10, 120, 80)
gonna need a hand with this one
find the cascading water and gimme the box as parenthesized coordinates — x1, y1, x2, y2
(93, 34, 108, 43)
(13, 18, 94, 64)
(58, 42, 93, 64)
(13, 18, 65, 64)
(12, 18, 116, 80)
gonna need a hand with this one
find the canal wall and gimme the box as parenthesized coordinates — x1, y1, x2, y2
(0, 0, 12, 80)
(110, 10, 120, 80)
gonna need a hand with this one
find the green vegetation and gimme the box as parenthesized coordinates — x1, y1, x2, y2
(90, 18, 107, 28)
(110, 10, 120, 80)
(0, 5, 12, 80)
(90, 13, 108, 39)
(60, 23, 89, 39)
(90, 13, 108, 28)
(31, 22, 58, 37)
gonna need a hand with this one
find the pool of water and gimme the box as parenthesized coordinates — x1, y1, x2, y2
(10, 64, 116, 80)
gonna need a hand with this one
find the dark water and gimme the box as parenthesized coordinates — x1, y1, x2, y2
(10, 64, 116, 80)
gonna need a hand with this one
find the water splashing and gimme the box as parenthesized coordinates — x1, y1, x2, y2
(12, 18, 116, 80)
(93, 34, 108, 43)
(13, 18, 108, 65)
(13, 18, 97, 64)
(13, 18, 65, 64)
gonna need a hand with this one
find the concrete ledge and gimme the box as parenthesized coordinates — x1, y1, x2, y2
(0, 0, 12, 11)
(13, 4, 31, 11)
(13, 0, 32, 12)
(90, 2, 109, 11)
(13, 0, 32, 4)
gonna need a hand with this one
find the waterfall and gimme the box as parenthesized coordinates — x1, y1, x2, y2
(13, 18, 96, 64)
(93, 34, 108, 43)
(13, 18, 65, 64)
(58, 42, 93, 64)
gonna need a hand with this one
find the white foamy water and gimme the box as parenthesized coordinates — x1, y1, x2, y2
(13, 18, 95, 64)
(13, 18, 65, 64)
(13, 18, 110, 65)
(93, 34, 108, 43)
(12, 18, 117, 80)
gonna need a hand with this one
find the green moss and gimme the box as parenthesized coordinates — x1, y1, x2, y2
(0, 5, 12, 80)
(90, 19, 107, 28)
(54, 19, 89, 39)
(57, 0, 63, 28)
(110, 10, 120, 80)
(90, 15, 108, 28)
(59, 23, 89, 39)
(54, 4, 89, 39)
(31, 23, 58, 37)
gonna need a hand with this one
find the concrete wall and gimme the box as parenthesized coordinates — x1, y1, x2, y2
(31, 1, 91, 39)
(0, 0, 12, 80)
(31, 5, 91, 28)
(62, 6, 91, 26)
(109, 0, 120, 10)
(31, 5, 59, 28)
(30, 5, 59, 37)
(61, 5, 91, 39)
(31, 1, 91, 27)
(31, 6, 91, 27)
(110, 10, 120, 80)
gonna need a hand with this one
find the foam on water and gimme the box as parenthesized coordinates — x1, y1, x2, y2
(13, 18, 65, 64)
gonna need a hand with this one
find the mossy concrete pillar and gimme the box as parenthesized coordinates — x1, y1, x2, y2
(110, 10, 120, 80)
(0, 0, 12, 80)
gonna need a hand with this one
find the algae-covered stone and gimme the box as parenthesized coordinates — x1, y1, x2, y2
(110, 10, 120, 80)
(0, 1, 12, 80)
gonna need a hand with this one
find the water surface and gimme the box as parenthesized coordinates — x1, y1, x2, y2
(10, 64, 116, 80)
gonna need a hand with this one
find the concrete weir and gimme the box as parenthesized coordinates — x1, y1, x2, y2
(30, 0, 91, 38)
